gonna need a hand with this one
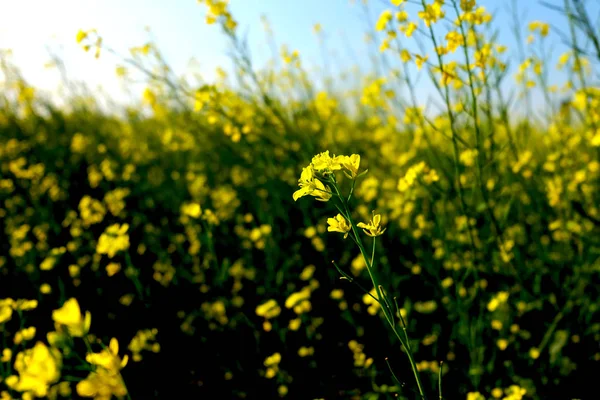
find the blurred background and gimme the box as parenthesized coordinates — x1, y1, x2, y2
(1, 0, 599, 399)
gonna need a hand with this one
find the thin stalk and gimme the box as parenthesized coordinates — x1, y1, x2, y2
(329, 175, 427, 399)
(419, 0, 478, 260)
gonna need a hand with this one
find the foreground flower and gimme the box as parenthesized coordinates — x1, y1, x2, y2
(337, 154, 361, 179)
(327, 214, 352, 239)
(292, 165, 332, 202)
(293, 151, 363, 202)
(52, 298, 91, 337)
(77, 338, 129, 399)
(311, 150, 342, 173)
(357, 214, 386, 237)
(85, 338, 129, 372)
(5, 342, 61, 398)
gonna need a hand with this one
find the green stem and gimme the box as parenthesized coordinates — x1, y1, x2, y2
(329, 176, 427, 399)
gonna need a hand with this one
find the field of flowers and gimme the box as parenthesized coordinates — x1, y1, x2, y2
(1, 0, 599, 399)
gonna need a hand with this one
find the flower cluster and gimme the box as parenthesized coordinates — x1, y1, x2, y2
(292, 151, 361, 202)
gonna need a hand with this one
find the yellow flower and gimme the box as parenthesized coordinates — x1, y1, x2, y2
(106, 262, 121, 277)
(15, 299, 38, 311)
(103, 188, 130, 216)
(357, 214, 386, 237)
(77, 338, 129, 397)
(400, 49, 412, 62)
(327, 214, 351, 239)
(86, 338, 129, 371)
(52, 298, 91, 337)
(79, 195, 106, 226)
(128, 329, 159, 362)
(396, 10, 408, 22)
(96, 223, 130, 258)
(300, 264, 316, 280)
(288, 318, 301, 331)
(418, 2, 445, 27)
(198, 0, 237, 30)
(311, 150, 342, 172)
(285, 287, 312, 312)
(467, 392, 485, 400)
(255, 299, 281, 319)
(529, 347, 540, 360)
(115, 65, 127, 77)
(264, 352, 281, 367)
(497, 339, 508, 351)
(446, 31, 464, 53)
(401, 21, 418, 37)
(415, 54, 429, 70)
(503, 385, 526, 400)
(76, 369, 128, 399)
(298, 346, 314, 357)
(1, 348, 11, 362)
(76, 29, 88, 44)
(375, 10, 393, 31)
(14, 327, 36, 345)
(5, 342, 61, 398)
(441, 277, 454, 288)
(292, 166, 315, 201)
(529, 21, 549, 37)
(292, 165, 332, 202)
(460, 0, 476, 12)
(487, 291, 509, 312)
(0, 302, 13, 324)
(363, 288, 380, 315)
(278, 385, 288, 396)
(337, 154, 361, 179)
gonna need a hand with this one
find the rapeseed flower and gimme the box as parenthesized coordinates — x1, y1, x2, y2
(0, 301, 13, 324)
(460, 0, 476, 12)
(96, 224, 130, 258)
(5, 342, 61, 398)
(52, 298, 91, 338)
(467, 393, 485, 400)
(503, 385, 527, 400)
(256, 299, 281, 319)
(375, 10, 393, 31)
(77, 338, 129, 399)
(418, 2, 445, 27)
(14, 327, 36, 345)
(338, 154, 361, 179)
(311, 151, 342, 173)
(327, 214, 351, 238)
(357, 214, 386, 237)
(292, 165, 332, 202)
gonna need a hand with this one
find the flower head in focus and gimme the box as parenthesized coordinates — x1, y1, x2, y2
(337, 154, 361, 179)
(293, 151, 363, 202)
(292, 165, 332, 202)
(311, 151, 342, 173)
(357, 213, 386, 237)
(327, 214, 352, 239)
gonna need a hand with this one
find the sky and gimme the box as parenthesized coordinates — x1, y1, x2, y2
(0, 0, 597, 108)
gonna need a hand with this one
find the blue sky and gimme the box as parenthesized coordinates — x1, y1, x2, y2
(0, 0, 596, 108)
